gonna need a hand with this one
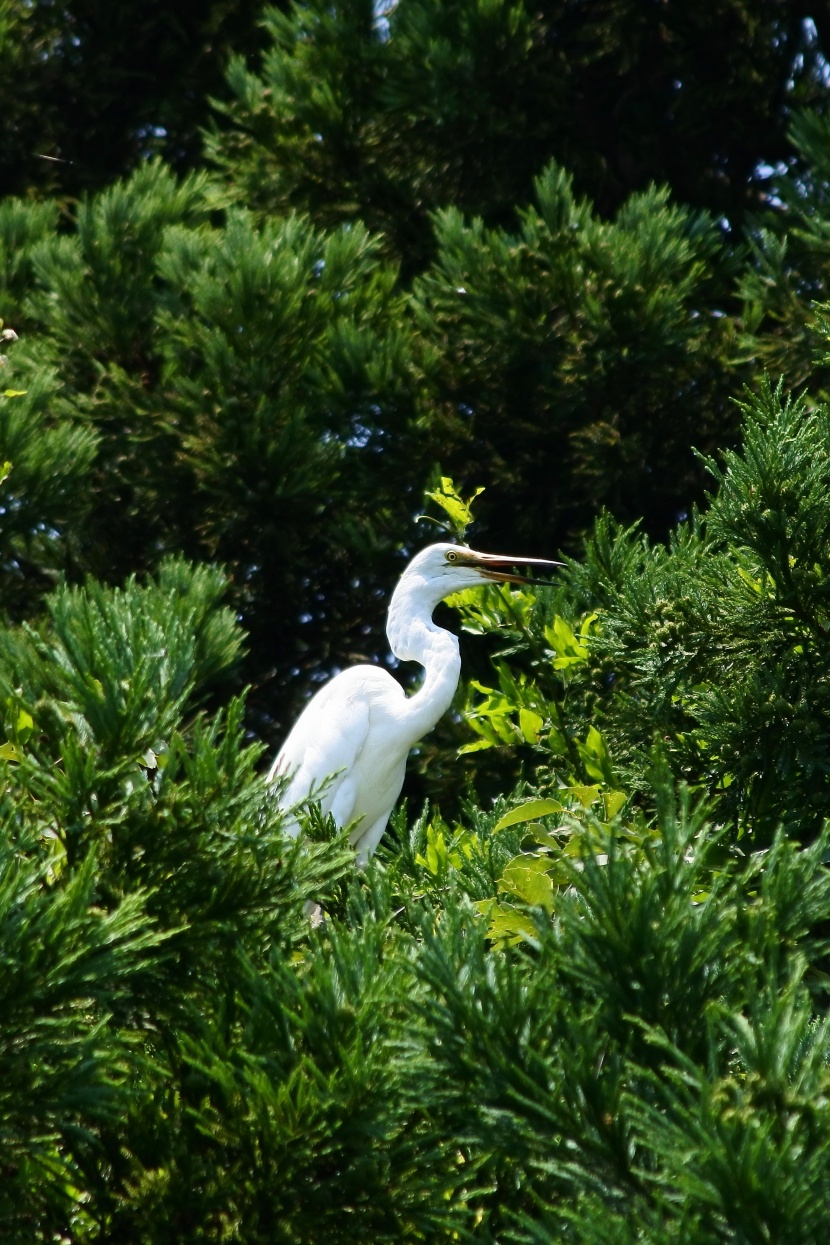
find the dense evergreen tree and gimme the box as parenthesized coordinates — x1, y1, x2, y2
(0, 0, 268, 199)
(2, 161, 422, 738)
(208, 0, 830, 265)
(411, 165, 743, 552)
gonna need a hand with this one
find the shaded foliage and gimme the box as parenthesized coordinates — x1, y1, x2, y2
(0, 0, 269, 199)
(208, 0, 830, 269)
(6, 162, 423, 742)
(412, 164, 744, 554)
(451, 381, 830, 847)
(4, 8, 830, 1239)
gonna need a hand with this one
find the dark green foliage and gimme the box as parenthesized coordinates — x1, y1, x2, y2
(10, 752, 826, 1242)
(16, 162, 215, 583)
(27, 161, 213, 375)
(400, 792, 830, 1243)
(0, 151, 751, 743)
(0, 849, 161, 1241)
(594, 382, 830, 840)
(0, 198, 58, 326)
(0, 562, 348, 970)
(0, 0, 268, 200)
(4, 557, 243, 768)
(412, 164, 743, 551)
(7, 161, 423, 739)
(740, 110, 830, 395)
(149, 208, 421, 731)
(109, 910, 457, 1244)
(208, 0, 830, 267)
(2, 406, 830, 1239)
(6, 6, 830, 1240)
(0, 559, 354, 1238)
(454, 380, 830, 846)
(0, 369, 97, 615)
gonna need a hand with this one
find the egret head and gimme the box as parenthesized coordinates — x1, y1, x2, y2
(387, 543, 561, 662)
(402, 542, 562, 599)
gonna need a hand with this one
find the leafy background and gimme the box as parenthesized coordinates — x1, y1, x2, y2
(4, 1, 830, 1240)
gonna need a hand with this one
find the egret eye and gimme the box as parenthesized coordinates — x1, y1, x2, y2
(446, 550, 458, 563)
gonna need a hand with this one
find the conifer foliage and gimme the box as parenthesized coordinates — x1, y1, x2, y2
(4, 2, 830, 1241)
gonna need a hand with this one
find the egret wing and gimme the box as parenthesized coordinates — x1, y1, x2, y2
(269, 668, 379, 826)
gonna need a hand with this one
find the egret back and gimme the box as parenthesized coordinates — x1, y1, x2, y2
(271, 664, 412, 844)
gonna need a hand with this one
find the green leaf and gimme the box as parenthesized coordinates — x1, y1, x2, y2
(15, 708, 34, 744)
(494, 798, 564, 832)
(519, 706, 544, 743)
(577, 726, 615, 784)
(498, 855, 555, 911)
(602, 789, 627, 820)
(458, 738, 495, 755)
(545, 612, 594, 669)
(561, 784, 602, 808)
(422, 476, 485, 540)
(522, 823, 572, 850)
(476, 899, 540, 946)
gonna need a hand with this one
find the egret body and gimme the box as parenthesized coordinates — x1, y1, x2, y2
(269, 542, 558, 863)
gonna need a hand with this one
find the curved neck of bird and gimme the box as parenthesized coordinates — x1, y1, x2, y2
(386, 575, 462, 742)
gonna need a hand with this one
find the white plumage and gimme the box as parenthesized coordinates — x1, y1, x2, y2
(269, 542, 558, 863)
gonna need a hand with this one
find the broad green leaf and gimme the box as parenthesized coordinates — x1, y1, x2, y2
(519, 706, 544, 743)
(602, 789, 627, 820)
(547, 726, 571, 756)
(545, 858, 573, 886)
(494, 798, 564, 832)
(15, 708, 33, 743)
(577, 725, 614, 784)
(546, 612, 594, 669)
(473, 897, 496, 919)
(499, 855, 555, 911)
(423, 476, 485, 539)
(561, 784, 602, 808)
(522, 823, 572, 850)
(486, 904, 540, 946)
(458, 738, 495, 755)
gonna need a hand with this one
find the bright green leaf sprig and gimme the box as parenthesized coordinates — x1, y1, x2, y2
(0, 703, 34, 763)
(414, 816, 478, 881)
(475, 779, 631, 944)
(420, 475, 485, 542)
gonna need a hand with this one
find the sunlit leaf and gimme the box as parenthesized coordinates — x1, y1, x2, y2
(15, 708, 34, 743)
(602, 789, 627, 820)
(498, 855, 555, 911)
(561, 784, 602, 808)
(422, 476, 485, 539)
(493, 798, 564, 832)
(519, 706, 544, 743)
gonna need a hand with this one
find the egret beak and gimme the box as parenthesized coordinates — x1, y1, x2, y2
(463, 550, 564, 587)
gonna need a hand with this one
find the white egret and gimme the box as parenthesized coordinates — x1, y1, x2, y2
(269, 542, 560, 864)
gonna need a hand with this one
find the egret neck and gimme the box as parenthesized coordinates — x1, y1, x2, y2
(385, 568, 462, 744)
